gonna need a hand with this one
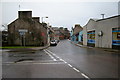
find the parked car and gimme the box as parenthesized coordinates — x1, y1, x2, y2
(50, 40, 57, 46)
(55, 39, 60, 43)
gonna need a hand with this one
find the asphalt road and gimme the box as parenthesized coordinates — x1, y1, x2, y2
(48, 40, 119, 78)
(2, 40, 120, 79)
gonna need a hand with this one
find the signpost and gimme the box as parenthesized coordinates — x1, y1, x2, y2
(18, 29, 28, 46)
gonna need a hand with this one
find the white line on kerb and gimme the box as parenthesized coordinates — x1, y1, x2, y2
(81, 73, 90, 79)
(73, 67, 80, 72)
(44, 50, 57, 61)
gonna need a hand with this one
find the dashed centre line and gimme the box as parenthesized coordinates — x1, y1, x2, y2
(45, 49, 90, 79)
(73, 67, 80, 73)
(81, 73, 90, 79)
(68, 64, 73, 67)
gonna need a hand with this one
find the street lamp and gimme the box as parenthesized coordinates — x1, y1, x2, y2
(41, 16, 48, 23)
(2, 24, 7, 31)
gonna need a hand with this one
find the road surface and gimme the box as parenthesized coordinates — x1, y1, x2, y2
(2, 40, 120, 79)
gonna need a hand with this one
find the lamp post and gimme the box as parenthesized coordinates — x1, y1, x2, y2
(41, 16, 48, 23)
(2, 24, 7, 31)
(41, 16, 49, 45)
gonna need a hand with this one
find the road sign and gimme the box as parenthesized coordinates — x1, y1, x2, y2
(18, 29, 28, 33)
(18, 29, 28, 46)
(19, 32, 25, 35)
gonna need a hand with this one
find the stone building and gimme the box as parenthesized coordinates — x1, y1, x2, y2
(48, 25, 55, 41)
(59, 27, 70, 40)
(52, 27, 70, 40)
(52, 27, 60, 40)
(8, 11, 48, 46)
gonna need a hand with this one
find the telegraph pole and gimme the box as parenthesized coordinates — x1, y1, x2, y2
(19, 4, 20, 10)
(19, 0, 21, 10)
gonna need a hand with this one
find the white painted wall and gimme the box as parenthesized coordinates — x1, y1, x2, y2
(83, 26, 87, 45)
(83, 19, 97, 46)
(83, 16, 119, 48)
(95, 16, 119, 48)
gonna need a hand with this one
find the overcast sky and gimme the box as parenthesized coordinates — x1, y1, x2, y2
(1, 0, 119, 31)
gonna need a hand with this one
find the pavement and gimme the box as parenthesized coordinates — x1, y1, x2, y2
(70, 41, 120, 54)
(5, 44, 50, 52)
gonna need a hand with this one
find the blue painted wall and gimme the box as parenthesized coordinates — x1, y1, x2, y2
(78, 31, 83, 42)
(70, 30, 83, 44)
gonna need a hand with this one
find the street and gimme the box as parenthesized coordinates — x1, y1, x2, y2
(2, 40, 120, 79)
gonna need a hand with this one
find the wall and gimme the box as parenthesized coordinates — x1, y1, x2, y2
(83, 19, 97, 46)
(83, 26, 87, 45)
(8, 17, 47, 46)
(95, 16, 119, 48)
(78, 31, 83, 45)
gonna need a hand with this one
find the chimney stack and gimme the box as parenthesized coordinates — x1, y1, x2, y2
(32, 17, 40, 22)
(101, 14, 105, 19)
(18, 11, 32, 19)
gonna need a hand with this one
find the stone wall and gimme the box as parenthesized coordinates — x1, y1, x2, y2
(8, 11, 47, 46)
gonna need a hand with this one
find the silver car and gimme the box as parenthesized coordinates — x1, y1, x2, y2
(50, 40, 57, 46)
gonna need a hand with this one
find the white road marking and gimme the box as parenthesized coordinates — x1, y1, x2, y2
(46, 49, 61, 60)
(63, 61, 67, 63)
(52, 54, 56, 56)
(56, 56, 60, 59)
(45, 49, 54, 54)
(53, 59, 57, 61)
(81, 73, 90, 79)
(68, 64, 73, 67)
(77, 44, 82, 47)
(45, 49, 90, 79)
(59, 58, 64, 61)
(73, 67, 80, 72)
(44, 50, 57, 61)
